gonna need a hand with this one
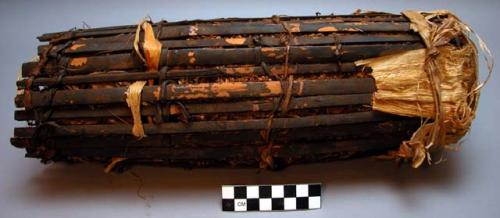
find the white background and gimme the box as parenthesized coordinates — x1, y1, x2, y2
(1, 0, 499, 217)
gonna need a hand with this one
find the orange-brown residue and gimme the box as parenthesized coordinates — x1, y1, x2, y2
(252, 103, 260, 111)
(318, 26, 338, 32)
(188, 51, 196, 64)
(274, 52, 285, 60)
(188, 25, 199, 36)
(222, 68, 236, 74)
(187, 83, 209, 93)
(169, 104, 180, 115)
(212, 82, 248, 97)
(224, 66, 254, 75)
(173, 83, 211, 100)
(270, 66, 283, 75)
(177, 93, 210, 99)
(69, 57, 87, 67)
(261, 47, 275, 52)
(263, 81, 283, 96)
(225, 37, 247, 45)
(69, 43, 85, 51)
(352, 22, 368, 26)
(289, 23, 301, 32)
(269, 65, 297, 75)
(343, 27, 362, 32)
(267, 53, 277, 58)
(153, 86, 161, 100)
(297, 81, 304, 96)
(261, 47, 277, 58)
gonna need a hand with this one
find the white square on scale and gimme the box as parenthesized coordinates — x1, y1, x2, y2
(246, 185, 259, 198)
(259, 198, 272, 211)
(309, 196, 321, 209)
(284, 197, 297, 210)
(296, 184, 309, 197)
(234, 199, 247, 211)
(271, 185, 284, 198)
(221, 186, 234, 199)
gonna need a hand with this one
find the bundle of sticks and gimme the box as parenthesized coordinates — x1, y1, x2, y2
(13, 10, 483, 171)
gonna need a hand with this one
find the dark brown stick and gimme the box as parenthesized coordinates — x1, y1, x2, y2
(16, 78, 375, 108)
(11, 119, 418, 149)
(31, 138, 404, 161)
(26, 43, 422, 76)
(38, 15, 410, 42)
(17, 63, 360, 88)
(151, 22, 410, 39)
(13, 111, 400, 136)
(39, 33, 420, 56)
(15, 94, 372, 120)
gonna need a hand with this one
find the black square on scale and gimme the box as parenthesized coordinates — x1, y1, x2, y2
(246, 199, 259, 211)
(222, 199, 235, 211)
(308, 184, 321, 196)
(272, 198, 284, 210)
(259, 185, 272, 198)
(234, 186, 247, 199)
(296, 197, 309, 209)
(284, 185, 296, 197)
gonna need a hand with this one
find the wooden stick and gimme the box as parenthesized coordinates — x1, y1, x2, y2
(15, 94, 372, 120)
(17, 63, 360, 88)
(28, 138, 404, 161)
(180, 93, 372, 112)
(13, 111, 401, 136)
(39, 33, 420, 56)
(26, 43, 423, 76)
(38, 15, 410, 42)
(151, 22, 411, 39)
(16, 78, 375, 108)
(11, 119, 419, 149)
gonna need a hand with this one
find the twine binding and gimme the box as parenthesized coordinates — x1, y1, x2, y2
(356, 10, 493, 168)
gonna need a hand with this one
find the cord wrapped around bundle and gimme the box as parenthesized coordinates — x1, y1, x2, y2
(355, 10, 492, 167)
(125, 81, 147, 139)
(12, 10, 491, 172)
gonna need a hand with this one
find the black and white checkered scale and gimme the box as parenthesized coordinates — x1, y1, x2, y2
(221, 183, 321, 211)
